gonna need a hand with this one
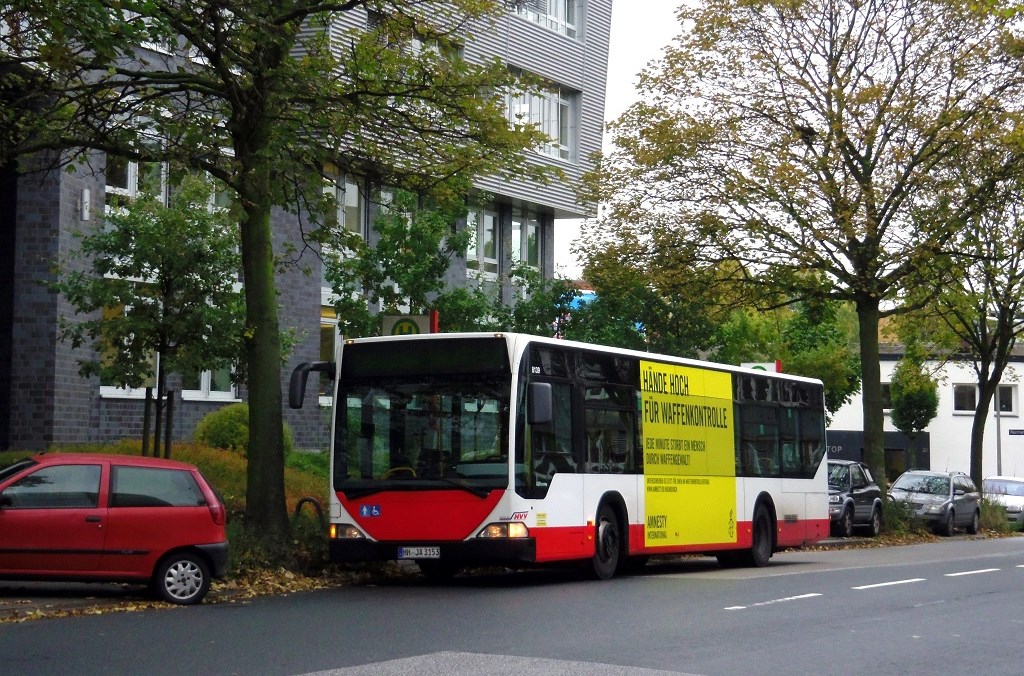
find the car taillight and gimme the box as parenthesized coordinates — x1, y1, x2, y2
(208, 500, 226, 526)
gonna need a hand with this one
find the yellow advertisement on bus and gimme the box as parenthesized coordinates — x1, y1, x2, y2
(640, 360, 736, 547)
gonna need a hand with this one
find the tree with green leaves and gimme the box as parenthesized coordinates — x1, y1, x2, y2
(52, 174, 245, 456)
(778, 301, 862, 417)
(584, 0, 1024, 481)
(931, 175, 1024, 485)
(889, 354, 939, 473)
(6, 0, 550, 557)
(575, 218, 861, 413)
(325, 188, 473, 338)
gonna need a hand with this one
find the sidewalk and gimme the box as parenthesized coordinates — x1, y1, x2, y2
(0, 579, 245, 622)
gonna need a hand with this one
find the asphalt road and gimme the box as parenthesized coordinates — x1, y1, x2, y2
(2, 535, 1023, 676)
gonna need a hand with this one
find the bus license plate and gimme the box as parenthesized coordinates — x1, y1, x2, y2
(397, 546, 440, 560)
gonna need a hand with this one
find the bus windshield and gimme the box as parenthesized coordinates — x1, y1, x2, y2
(335, 375, 511, 494)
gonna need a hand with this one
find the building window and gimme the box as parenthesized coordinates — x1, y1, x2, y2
(323, 164, 364, 237)
(320, 306, 338, 404)
(953, 383, 1017, 415)
(508, 82, 577, 161)
(210, 177, 233, 213)
(997, 384, 1016, 415)
(953, 384, 977, 412)
(181, 366, 235, 401)
(466, 206, 500, 276)
(98, 303, 158, 398)
(105, 149, 166, 212)
(511, 207, 541, 270)
(516, 0, 578, 39)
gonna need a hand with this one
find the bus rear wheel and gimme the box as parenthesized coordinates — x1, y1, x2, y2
(740, 505, 773, 567)
(590, 504, 621, 580)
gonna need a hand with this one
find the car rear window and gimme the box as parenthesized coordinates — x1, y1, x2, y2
(110, 466, 207, 508)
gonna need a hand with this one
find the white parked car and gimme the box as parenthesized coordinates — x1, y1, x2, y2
(983, 476, 1024, 526)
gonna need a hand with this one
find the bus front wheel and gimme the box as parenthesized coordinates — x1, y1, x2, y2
(590, 504, 621, 580)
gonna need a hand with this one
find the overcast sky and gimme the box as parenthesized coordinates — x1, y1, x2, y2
(552, 0, 683, 279)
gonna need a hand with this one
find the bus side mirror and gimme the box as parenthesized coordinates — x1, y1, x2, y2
(289, 361, 335, 409)
(528, 382, 553, 426)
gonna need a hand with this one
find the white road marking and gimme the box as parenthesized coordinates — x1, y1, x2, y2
(299, 652, 701, 675)
(852, 578, 925, 590)
(724, 592, 821, 610)
(944, 568, 999, 577)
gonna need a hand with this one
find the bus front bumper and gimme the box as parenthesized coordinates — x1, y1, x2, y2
(329, 537, 537, 565)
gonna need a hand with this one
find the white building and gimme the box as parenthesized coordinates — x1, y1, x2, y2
(828, 353, 1024, 482)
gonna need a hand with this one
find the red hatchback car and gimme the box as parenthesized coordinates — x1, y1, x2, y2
(0, 453, 228, 605)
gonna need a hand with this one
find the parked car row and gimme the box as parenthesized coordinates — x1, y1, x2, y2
(0, 453, 228, 604)
(827, 459, 1024, 538)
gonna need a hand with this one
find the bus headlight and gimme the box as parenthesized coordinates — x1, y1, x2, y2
(477, 522, 529, 538)
(330, 523, 366, 539)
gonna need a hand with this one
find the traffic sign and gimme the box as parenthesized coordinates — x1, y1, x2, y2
(382, 315, 429, 335)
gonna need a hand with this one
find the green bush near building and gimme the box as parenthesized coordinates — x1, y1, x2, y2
(194, 402, 295, 459)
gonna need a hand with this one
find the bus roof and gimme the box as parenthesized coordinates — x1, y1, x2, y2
(340, 332, 824, 386)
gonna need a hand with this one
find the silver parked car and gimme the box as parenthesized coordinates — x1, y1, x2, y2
(983, 476, 1024, 526)
(888, 470, 980, 536)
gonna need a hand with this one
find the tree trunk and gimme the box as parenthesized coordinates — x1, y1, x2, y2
(856, 296, 886, 485)
(142, 387, 153, 457)
(973, 372, 1002, 488)
(153, 353, 165, 460)
(238, 159, 290, 557)
(163, 389, 174, 460)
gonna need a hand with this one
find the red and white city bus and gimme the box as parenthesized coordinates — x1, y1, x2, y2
(289, 332, 829, 579)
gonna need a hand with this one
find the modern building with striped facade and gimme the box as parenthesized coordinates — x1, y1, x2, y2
(0, 1, 613, 451)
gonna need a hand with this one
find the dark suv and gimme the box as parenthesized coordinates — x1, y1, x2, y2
(828, 460, 883, 537)
(888, 469, 980, 536)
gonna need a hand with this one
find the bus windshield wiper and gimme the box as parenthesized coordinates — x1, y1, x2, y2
(434, 476, 491, 498)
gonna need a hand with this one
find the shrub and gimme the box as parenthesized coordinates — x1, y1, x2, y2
(980, 498, 1013, 533)
(880, 498, 930, 537)
(194, 402, 294, 458)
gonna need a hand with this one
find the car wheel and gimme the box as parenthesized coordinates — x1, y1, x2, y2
(589, 503, 621, 580)
(837, 507, 854, 538)
(866, 506, 882, 537)
(966, 509, 980, 535)
(938, 509, 955, 536)
(152, 552, 211, 605)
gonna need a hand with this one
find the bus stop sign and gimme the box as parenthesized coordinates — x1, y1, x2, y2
(383, 315, 429, 335)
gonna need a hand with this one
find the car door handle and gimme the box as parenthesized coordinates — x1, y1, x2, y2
(85, 516, 102, 523)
